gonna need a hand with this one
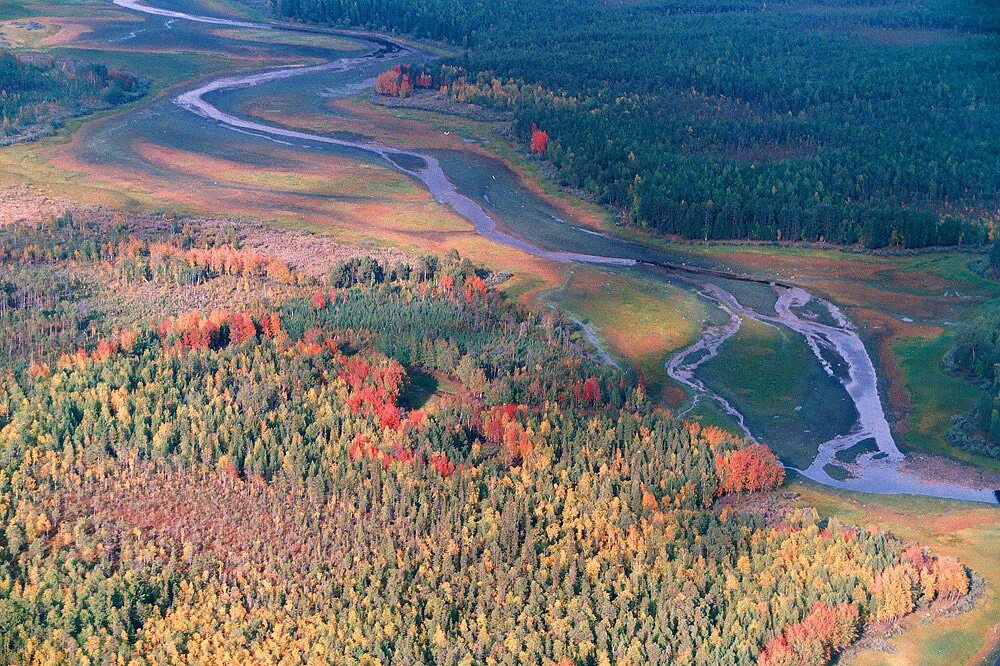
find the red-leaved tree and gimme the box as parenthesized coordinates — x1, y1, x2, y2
(530, 124, 549, 154)
(759, 602, 859, 666)
(715, 443, 784, 494)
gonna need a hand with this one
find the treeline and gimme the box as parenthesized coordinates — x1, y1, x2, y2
(282, 0, 999, 248)
(270, 0, 529, 45)
(0, 217, 972, 663)
(0, 51, 145, 144)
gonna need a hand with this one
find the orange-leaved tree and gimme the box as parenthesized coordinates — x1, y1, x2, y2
(715, 443, 785, 494)
(530, 124, 549, 153)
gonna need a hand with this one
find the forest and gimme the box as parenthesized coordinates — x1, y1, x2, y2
(276, 0, 1000, 248)
(0, 213, 974, 664)
(948, 298, 1000, 457)
(0, 50, 145, 145)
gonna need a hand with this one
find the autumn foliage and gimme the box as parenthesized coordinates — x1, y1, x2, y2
(759, 602, 859, 666)
(0, 220, 973, 665)
(715, 442, 785, 494)
(530, 123, 549, 153)
(480, 404, 535, 464)
(570, 375, 602, 405)
(375, 64, 435, 98)
(116, 240, 294, 285)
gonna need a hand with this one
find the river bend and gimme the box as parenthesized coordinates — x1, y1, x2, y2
(111, 0, 998, 504)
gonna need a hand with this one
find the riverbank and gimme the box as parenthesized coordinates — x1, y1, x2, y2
(102, 0, 998, 503)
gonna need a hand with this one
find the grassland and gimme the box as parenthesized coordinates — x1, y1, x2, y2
(210, 27, 367, 50)
(548, 267, 705, 402)
(699, 316, 859, 469)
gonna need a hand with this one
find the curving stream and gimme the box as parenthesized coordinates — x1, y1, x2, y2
(111, 0, 997, 504)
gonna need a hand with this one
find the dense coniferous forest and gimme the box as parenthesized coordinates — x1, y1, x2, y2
(949, 300, 1000, 457)
(275, 0, 1000, 248)
(0, 215, 974, 663)
(0, 50, 144, 145)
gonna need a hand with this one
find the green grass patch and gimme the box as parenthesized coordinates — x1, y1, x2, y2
(400, 367, 438, 409)
(213, 28, 367, 51)
(550, 268, 704, 401)
(834, 437, 878, 463)
(893, 332, 1000, 471)
(684, 396, 748, 434)
(49, 47, 229, 86)
(915, 253, 998, 293)
(699, 317, 857, 469)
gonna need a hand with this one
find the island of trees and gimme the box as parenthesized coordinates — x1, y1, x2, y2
(0, 50, 145, 145)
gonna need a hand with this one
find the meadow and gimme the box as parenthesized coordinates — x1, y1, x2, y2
(545, 266, 705, 402)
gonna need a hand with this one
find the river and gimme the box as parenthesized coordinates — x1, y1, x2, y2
(111, 0, 998, 504)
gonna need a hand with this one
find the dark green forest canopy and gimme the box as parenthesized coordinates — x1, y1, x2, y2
(275, 0, 1000, 248)
(949, 299, 1000, 457)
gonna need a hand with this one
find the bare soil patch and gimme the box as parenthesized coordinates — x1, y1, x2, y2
(0, 185, 66, 226)
(900, 454, 1000, 492)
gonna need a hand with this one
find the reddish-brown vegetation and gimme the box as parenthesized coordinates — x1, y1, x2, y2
(530, 124, 549, 153)
(715, 442, 786, 494)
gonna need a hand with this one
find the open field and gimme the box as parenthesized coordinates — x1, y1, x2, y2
(548, 266, 705, 401)
(211, 27, 366, 50)
(793, 480, 1000, 666)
